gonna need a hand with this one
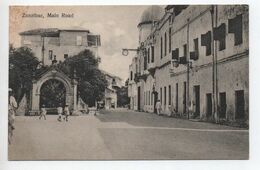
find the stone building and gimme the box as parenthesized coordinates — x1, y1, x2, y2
(128, 5, 249, 123)
(20, 28, 100, 65)
(19, 28, 101, 113)
(102, 70, 123, 109)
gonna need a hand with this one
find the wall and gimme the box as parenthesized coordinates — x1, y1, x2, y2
(128, 5, 249, 123)
(21, 31, 98, 66)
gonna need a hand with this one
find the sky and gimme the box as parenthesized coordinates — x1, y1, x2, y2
(9, 6, 150, 82)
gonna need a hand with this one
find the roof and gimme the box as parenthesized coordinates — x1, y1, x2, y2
(101, 70, 122, 81)
(19, 28, 90, 37)
(138, 5, 164, 27)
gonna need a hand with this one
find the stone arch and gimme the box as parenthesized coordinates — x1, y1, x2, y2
(31, 68, 77, 111)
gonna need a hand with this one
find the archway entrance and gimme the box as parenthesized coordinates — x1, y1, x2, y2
(40, 79, 66, 114)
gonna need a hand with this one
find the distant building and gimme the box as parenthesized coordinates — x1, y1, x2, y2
(128, 5, 249, 124)
(20, 28, 101, 66)
(102, 70, 123, 109)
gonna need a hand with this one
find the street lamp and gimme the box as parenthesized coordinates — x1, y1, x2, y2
(121, 48, 139, 56)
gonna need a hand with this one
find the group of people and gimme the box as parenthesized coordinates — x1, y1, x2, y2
(155, 99, 195, 117)
(57, 104, 70, 122)
(39, 104, 70, 122)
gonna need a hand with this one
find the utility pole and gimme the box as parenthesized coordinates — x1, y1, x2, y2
(186, 18, 190, 120)
(41, 36, 45, 65)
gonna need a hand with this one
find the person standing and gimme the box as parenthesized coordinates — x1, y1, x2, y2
(39, 104, 47, 120)
(8, 88, 17, 144)
(57, 104, 63, 122)
(155, 99, 162, 116)
(63, 104, 70, 122)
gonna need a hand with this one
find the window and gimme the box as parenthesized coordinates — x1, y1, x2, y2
(49, 50, 53, 60)
(144, 49, 147, 70)
(194, 38, 199, 58)
(213, 23, 226, 51)
(64, 54, 68, 59)
(190, 38, 199, 60)
(76, 36, 82, 46)
(164, 32, 167, 57)
(219, 38, 226, 51)
(168, 85, 171, 105)
(160, 37, 163, 59)
(180, 44, 187, 64)
(201, 31, 212, 56)
(172, 48, 179, 60)
(169, 28, 172, 53)
(151, 46, 154, 63)
(183, 44, 187, 57)
(228, 14, 243, 45)
(130, 71, 133, 80)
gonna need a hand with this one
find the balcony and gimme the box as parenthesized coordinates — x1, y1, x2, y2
(148, 62, 155, 70)
(148, 62, 156, 77)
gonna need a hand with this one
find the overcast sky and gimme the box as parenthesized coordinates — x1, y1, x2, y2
(9, 6, 151, 81)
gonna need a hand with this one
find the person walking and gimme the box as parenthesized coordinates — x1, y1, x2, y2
(39, 104, 47, 120)
(8, 88, 17, 144)
(57, 104, 63, 122)
(155, 99, 162, 116)
(63, 104, 70, 122)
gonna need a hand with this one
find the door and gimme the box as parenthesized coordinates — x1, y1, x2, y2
(194, 85, 200, 117)
(206, 93, 212, 118)
(183, 82, 187, 114)
(235, 90, 245, 119)
(153, 92, 158, 113)
(219, 92, 226, 119)
(137, 86, 141, 111)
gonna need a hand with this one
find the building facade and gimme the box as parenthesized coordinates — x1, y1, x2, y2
(102, 70, 123, 109)
(19, 28, 101, 113)
(20, 28, 101, 66)
(128, 5, 249, 123)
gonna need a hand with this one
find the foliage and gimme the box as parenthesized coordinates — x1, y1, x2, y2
(117, 86, 130, 107)
(59, 49, 107, 106)
(9, 46, 40, 102)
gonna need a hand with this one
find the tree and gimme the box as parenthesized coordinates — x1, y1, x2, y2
(9, 46, 40, 103)
(59, 49, 107, 106)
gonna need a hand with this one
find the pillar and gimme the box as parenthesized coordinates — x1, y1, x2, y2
(73, 80, 78, 111)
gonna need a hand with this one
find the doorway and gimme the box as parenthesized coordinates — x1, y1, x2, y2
(175, 83, 178, 112)
(153, 92, 158, 113)
(219, 92, 226, 119)
(235, 90, 245, 119)
(194, 85, 200, 117)
(206, 93, 212, 118)
(183, 82, 187, 114)
(40, 79, 66, 114)
(137, 86, 141, 111)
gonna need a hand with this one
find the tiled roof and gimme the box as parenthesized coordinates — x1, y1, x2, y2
(19, 28, 89, 36)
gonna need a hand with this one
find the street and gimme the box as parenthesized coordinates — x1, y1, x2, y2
(9, 109, 249, 160)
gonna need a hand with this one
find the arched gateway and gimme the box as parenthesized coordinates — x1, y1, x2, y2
(30, 67, 78, 113)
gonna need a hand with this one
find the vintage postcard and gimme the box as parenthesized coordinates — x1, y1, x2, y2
(8, 5, 249, 160)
